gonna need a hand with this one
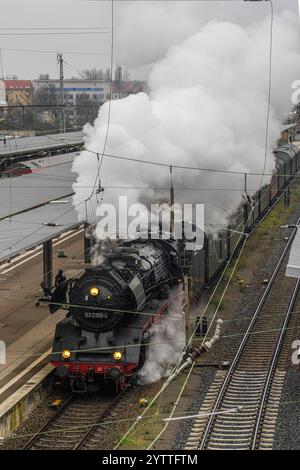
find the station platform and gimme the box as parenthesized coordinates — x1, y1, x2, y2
(0, 157, 75, 220)
(0, 227, 85, 404)
(0, 153, 86, 263)
(0, 131, 83, 158)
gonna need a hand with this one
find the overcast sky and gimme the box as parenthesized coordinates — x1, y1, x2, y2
(0, 0, 298, 80)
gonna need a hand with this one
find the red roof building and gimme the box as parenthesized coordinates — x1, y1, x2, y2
(4, 80, 33, 90)
(3, 80, 33, 105)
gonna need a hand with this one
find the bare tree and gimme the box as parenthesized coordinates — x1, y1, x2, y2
(75, 93, 99, 126)
(82, 69, 104, 80)
(115, 65, 122, 82)
(123, 68, 130, 81)
(39, 73, 50, 80)
(104, 68, 111, 81)
(33, 84, 58, 107)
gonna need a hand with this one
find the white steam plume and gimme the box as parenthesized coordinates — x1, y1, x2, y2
(90, 237, 116, 266)
(72, 12, 300, 228)
(138, 294, 185, 385)
(115, 1, 299, 77)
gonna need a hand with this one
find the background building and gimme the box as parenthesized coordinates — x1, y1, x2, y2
(0, 81, 7, 120)
(0, 77, 147, 131)
(0, 81, 7, 106)
(32, 78, 147, 126)
(2, 80, 33, 106)
(32, 78, 146, 102)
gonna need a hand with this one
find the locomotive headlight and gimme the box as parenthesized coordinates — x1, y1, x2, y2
(113, 351, 122, 361)
(62, 349, 71, 359)
(89, 287, 99, 297)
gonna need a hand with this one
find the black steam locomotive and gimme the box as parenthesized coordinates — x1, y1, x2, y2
(50, 238, 180, 392)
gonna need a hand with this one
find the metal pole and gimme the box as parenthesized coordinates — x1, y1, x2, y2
(43, 240, 53, 290)
(285, 187, 290, 207)
(57, 53, 66, 133)
(84, 223, 92, 264)
(0, 49, 4, 80)
(170, 166, 174, 236)
(183, 273, 190, 343)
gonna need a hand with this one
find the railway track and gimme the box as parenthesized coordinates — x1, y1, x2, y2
(23, 391, 122, 450)
(184, 224, 300, 451)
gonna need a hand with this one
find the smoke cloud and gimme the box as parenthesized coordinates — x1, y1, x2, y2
(72, 10, 300, 228)
(115, 1, 298, 76)
(138, 294, 185, 385)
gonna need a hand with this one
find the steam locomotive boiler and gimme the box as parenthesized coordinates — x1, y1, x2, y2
(49, 238, 180, 393)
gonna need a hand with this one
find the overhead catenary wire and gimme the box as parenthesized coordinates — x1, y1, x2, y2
(0, 32, 110, 36)
(0, 198, 87, 257)
(0, 27, 110, 31)
(3, 388, 298, 443)
(0, 157, 285, 277)
(0, 47, 109, 56)
(0, 295, 185, 321)
(0, 406, 245, 443)
(2, 323, 298, 359)
(63, 59, 85, 79)
(1, 180, 300, 191)
(44, 132, 300, 179)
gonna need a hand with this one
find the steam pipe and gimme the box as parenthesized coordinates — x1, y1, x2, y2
(171, 318, 223, 379)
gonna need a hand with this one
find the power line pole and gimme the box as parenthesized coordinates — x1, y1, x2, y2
(0, 49, 4, 80)
(183, 273, 190, 344)
(115, 65, 122, 99)
(57, 53, 66, 133)
(170, 165, 174, 236)
(169, 164, 190, 344)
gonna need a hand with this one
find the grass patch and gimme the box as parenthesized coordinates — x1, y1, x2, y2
(119, 375, 186, 450)
(210, 296, 225, 310)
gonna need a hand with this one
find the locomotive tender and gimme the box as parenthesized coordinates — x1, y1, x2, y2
(49, 143, 300, 393)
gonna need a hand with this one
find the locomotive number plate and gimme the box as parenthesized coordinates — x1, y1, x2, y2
(84, 311, 108, 319)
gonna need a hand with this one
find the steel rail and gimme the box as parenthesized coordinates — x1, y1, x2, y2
(23, 394, 74, 450)
(252, 276, 300, 449)
(199, 216, 300, 449)
(73, 385, 131, 450)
